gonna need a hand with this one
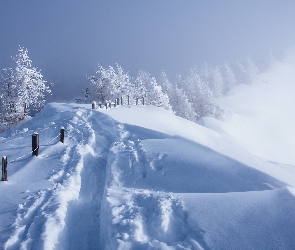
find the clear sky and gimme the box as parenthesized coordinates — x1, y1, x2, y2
(1, 0, 295, 100)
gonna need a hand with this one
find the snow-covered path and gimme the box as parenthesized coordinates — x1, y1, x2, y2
(0, 103, 295, 249)
(0, 104, 117, 249)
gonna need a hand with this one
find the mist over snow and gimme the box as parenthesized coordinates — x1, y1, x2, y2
(202, 47, 295, 166)
(1, 47, 295, 250)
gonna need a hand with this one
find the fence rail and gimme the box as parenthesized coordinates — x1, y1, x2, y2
(2, 98, 143, 182)
(91, 96, 145, 110)
(1, 127, 65, 182)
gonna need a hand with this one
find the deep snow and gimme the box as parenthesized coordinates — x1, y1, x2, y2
(1, 52, 295, 249)
(0, 100, 294, 249)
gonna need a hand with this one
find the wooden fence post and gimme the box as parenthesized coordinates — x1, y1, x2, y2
(1, 156, 7, 181)
(114, 101, 116, 107)
(121, 96, 123, 105)
(136, 98, 138, 105)
(60, 126, 65, 143)
(109, 101, 111, 108)
(105, 102, 108, 109)
(98, 102, 102, 108)
(32, 132, 39, 157)
(127, 95, 130, 105)
(116, 98, 119, 105)
(142, 97, 145, 105)
(92, 101, 96, 109)
(24, 103, 28, 114)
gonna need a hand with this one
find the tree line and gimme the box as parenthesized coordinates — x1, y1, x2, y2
(79, 58, 261, 122)
(0, 46, 264, 132)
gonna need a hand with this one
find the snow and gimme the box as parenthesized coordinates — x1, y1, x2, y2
(1, 54, 295, 249)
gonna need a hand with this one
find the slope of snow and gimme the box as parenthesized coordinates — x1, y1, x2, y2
(0, 98, 294, 249)
(202, 49, 295, 167)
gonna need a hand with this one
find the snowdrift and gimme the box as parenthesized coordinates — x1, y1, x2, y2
(0, 102, 294, 249)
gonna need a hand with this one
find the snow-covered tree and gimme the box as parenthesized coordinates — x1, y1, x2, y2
(234, 58, 259, 85)
(115, 64, 133, 104)
(0, 67, 23, 124)
(210, 66, 224, 97)
(0, 46, 52, 130)
(87, 65, 107, 103)
(172, 85, 197, 121)
(243, 58, 259, 84)
(222, 64, 236, 94)
(135, 71, 169, 108)
(14, 47, 51, 113)
(158, 71, 174, 97)
(87, 64, 132, 104)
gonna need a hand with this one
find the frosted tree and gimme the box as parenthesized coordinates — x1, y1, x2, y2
(181, 69, 211, 117)
(14, 47, 51, 113)
(133, 71, 148, 101)
(0, 46, 52, 128)
(234, 58, 259, 85)
(172, 85, 197, 121)
(0, 67, 22, 124)
(158, 71, 174, 97)
(177, 68, 224, 120)
(103, 65, 117, 101)
(210, 66, 224, 97)
(222, 64, 236, 94)
(87, 64, 132, 104)
(115, 64, 133, 103)
(87, 65, 108, 103)
(135, 71, 169, 108)
(243, 58, 259, 84)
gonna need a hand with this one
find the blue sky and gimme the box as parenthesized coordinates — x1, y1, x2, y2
(1, 0, 295, 100)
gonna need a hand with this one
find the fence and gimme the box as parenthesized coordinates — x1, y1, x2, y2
(91, 96, 145, 110)
(2, 96, 144, 181)
(1, 127, 65, 182)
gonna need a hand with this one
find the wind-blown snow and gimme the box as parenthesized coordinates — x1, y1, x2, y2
(1, 54, 295, 250)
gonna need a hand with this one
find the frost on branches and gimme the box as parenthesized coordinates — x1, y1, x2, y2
(0, 46, 52, 131)
(86, 65, 170, 108)
(83, 58, 261, 125)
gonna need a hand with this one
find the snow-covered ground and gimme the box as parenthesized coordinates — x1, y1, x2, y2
(1, 53, 295, 249)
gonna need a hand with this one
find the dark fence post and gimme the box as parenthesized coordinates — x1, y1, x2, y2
(92, 101, 96, 109)
(127, 95, 130, 105)
(136, 98, 138, 105)
(117, 98, 119, 105)
(142, 97, 145, 105)
(24, 103, 27, 114)
(98, 102, 102, 108)
(60, 126, 65, 143)
(105, 102, 108, 109)
(1, 156, 7, 181)
(32, 132, 39, 157)
(121, 96, 123, 105)
(114, 101, 116, 107)
(109, 101, 111, 108)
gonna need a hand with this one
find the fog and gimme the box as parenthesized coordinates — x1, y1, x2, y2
(1, 0, 295, 101)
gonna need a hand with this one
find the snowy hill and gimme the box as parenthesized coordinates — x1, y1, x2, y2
(0, 101, 295, 249)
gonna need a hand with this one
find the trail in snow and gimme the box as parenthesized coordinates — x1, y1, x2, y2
(0, 104, 116, 249)
(58, 112, 115, 249)
(0, 103, 295, 249)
